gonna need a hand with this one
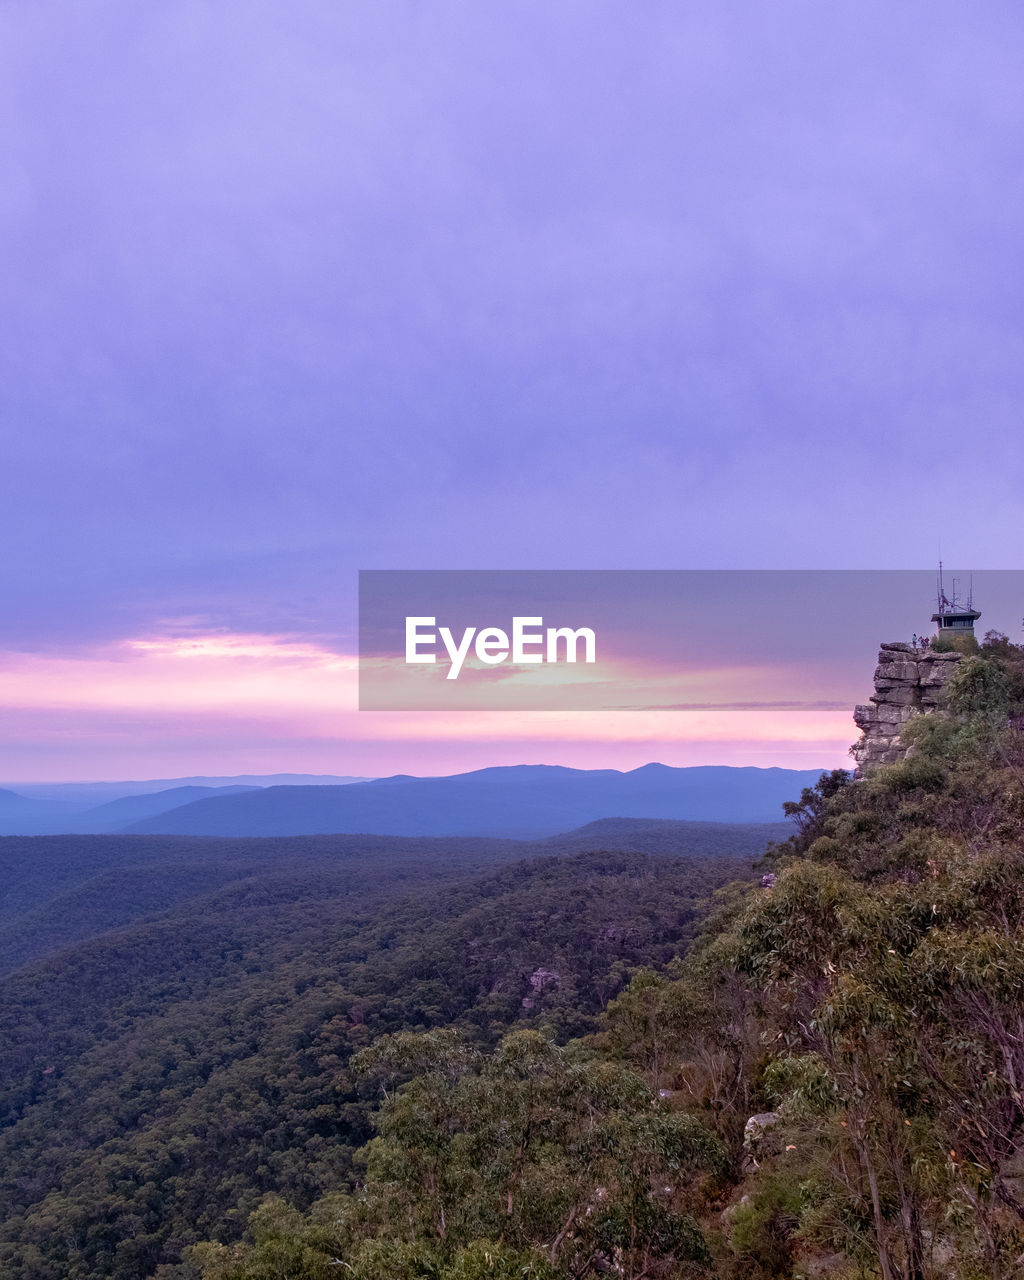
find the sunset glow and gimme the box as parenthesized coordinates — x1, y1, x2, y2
(0, 628, 857, 779)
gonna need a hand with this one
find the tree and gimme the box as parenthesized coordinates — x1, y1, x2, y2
(195, 1029, 725, 1280)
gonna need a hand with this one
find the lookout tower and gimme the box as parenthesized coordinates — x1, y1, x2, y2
(931, 564, 980, 640)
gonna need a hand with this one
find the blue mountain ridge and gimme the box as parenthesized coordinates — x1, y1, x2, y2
(126, 762, 827, 838)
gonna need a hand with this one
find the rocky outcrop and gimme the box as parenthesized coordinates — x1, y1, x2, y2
(744, 1112, 778, 1146)
(851, 642, 961, 772)
(521, 967, 561, 1010)
(743, 1112, 779, 1169)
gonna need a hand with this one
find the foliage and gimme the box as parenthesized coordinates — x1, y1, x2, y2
(188, 1028, 722, 1280)
(10, 640, 1024, 1279)
(0, 840, 756, 1278)
(593, 640, 1024, 1279)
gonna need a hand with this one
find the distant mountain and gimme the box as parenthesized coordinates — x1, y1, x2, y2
(134, 773, 369, 789)
(7, 773, 370, 808)
(0, 776, 371, 834)
(127, 762, 823, 837)
(535, 815, 787, 857)
(0, 787, 82, 836)
(75, 784, 261, 832)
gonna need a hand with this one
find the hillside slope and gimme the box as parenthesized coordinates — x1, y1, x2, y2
(180, 636, 1024, 1280)
(0, 819, 782, 977)
(0, 843, 760, 1279)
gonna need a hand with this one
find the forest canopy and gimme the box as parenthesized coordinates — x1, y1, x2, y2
(186, 635, 1024, 1280)
(5, 636, 1024, 1279)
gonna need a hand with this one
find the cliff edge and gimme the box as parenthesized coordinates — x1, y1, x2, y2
(851, 641, 962, 772)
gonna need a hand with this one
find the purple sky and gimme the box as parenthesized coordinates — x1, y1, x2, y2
(1, 4, 1023, 777)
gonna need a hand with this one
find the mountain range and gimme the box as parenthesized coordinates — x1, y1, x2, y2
(0, 763, 824, 838)
(125, 762, 823, 837)
(0, 775, 367, 835)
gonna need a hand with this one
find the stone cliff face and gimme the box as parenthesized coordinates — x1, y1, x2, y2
(851, 642, 962, 772)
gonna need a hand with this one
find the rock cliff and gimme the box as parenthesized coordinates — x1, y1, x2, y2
(851, 642, 962, 772)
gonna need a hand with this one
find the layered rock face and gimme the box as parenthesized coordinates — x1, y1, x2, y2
(851, 642, 962, 772)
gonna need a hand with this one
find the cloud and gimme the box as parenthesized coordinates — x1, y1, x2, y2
(3, 2, 1024, 659)
(0, 632, 356, 714)
(0, 626, 856, 779)
(627, 701, 852, 712)
(2, 4, 1022, 774)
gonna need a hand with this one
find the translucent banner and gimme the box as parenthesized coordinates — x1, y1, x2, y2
(358, 569, 1023, 711)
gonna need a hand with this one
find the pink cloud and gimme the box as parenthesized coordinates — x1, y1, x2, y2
(0, 630, 856, 780)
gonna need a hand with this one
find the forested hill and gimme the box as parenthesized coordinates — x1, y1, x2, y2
(0, 818, 783, 978)
(10, 635, 1024, 1279)
(177, 632, 1024, 1280)
(0, 820, 777, 1279)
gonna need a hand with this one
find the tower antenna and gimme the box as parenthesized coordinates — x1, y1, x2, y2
(931, 560, 981, 640)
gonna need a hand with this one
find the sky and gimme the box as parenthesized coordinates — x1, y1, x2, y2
(1, 3, 1023, 779)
